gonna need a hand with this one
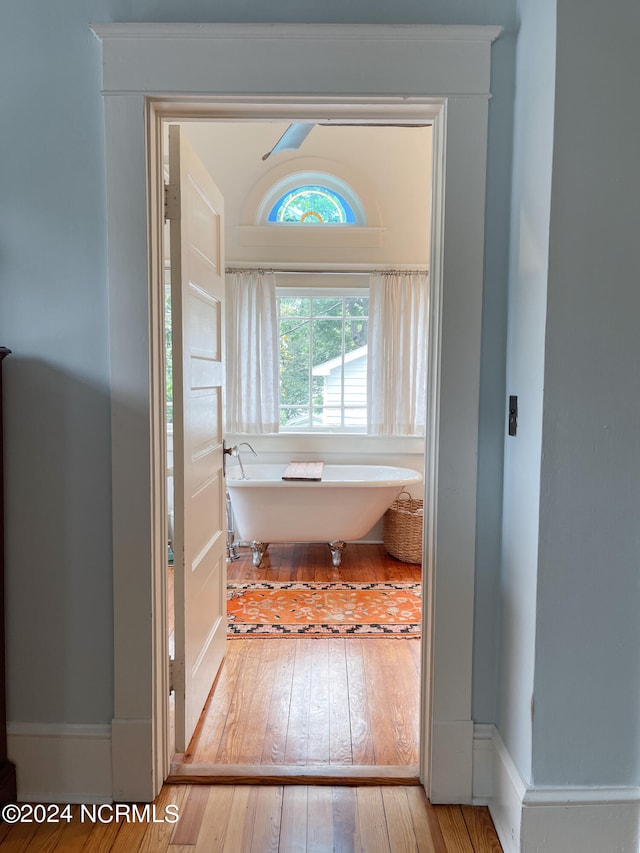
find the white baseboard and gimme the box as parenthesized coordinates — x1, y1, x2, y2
(471, 724, 494, 805)
(481, 725, 640, 853)
(7, 723, 112, 804)
(430, 719, 474, 803)
(487, 728, 526, 853)
(111, 717, 157, 803)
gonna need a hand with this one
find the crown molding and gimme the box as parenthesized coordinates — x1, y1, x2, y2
(91, 23, 503, 43)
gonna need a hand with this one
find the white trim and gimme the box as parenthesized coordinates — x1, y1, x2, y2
(91, 23, 503, 43)
(485, 727, 640, 853)
(111, 717, 156, 804)
(524, 785, 640, 807)
(93, 23, 500, 803)
(471, 723, 495, 805)
(237, 225, 383, 249)
(90, 24, 500, 99)
(429, 720, 474, 803)
(8, 723, 111, 738)
(7, 723, 112, 804)
(419, 95, 443, 795)
(489, 728, 527, 853)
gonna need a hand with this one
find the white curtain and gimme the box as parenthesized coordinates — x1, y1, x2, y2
(225, 270, 279, 433)
(367, 271, 429, 435)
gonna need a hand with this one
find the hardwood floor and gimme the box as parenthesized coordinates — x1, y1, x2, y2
(180, 636, 420, 770)
(0, 785, 503, 851)
(227, 542, 423, 585)
(0, 544, 500, 851)
(156, 544, 502, 849)
(177, 543, 422, 770)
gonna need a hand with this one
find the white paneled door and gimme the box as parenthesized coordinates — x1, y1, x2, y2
(168, 125, 227, 752)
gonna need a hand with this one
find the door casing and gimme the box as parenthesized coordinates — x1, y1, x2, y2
(93, 23, 501, 804)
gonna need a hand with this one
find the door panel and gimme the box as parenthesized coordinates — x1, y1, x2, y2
(169, 124, 227, 752)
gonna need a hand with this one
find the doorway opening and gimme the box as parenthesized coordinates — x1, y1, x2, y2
(97, 22, 498, 801)
(163, 118, 432, 782)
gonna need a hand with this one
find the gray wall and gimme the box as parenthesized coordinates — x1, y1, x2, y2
(498, 0, 556, 783)
(0, 3, 113, 723)
(0, 0, 515, 728)
(499, 0, 640, 789)
(532, 0, 640, 786)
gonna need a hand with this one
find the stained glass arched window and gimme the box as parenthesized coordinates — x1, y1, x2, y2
(267, 185, 358, 224)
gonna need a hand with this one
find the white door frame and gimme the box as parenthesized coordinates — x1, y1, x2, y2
(93, 22, 501, 803)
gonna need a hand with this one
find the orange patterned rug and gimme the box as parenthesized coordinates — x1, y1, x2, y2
(227, 581, 421, 638)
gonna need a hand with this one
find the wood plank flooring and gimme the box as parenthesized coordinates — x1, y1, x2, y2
(178, 544, 422, 769)
(0, 786, 503, 851)
(181, 636, 421, 769)
(227, 542, 423, 585)
(0, 545, 502, 852)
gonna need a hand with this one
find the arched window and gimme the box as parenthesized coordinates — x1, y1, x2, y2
(259, 172, 366, 225)
(268, 185, 357, 224)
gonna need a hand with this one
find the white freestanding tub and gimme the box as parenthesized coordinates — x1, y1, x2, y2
(226, 463, 422, 566)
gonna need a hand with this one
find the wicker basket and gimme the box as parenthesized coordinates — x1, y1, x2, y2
(383, 490, 424, 563)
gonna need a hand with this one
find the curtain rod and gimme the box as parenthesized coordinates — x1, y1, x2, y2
(225, 266, 428, 276)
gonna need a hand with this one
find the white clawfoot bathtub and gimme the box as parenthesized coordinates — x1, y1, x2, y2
(226, 463, 422, 567)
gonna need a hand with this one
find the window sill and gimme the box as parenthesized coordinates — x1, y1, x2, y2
(225, 431, 424, 456)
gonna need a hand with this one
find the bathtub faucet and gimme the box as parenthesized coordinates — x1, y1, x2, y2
(234, 441, 257, 479)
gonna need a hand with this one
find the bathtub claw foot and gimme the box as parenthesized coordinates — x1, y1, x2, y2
(328, 540, 346, 567)
(251, 541, 269, 568)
